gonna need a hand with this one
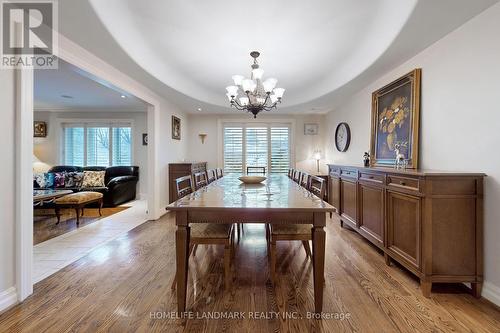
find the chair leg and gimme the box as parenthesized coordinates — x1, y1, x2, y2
(75, 207, 80, 226)
(224, 242, 231, 290)
(237, 223, 241, 241)
(302, 240, 312, 258)
(55, 207, 61, 224)
(98, 199, 103, 216)
(270, 239, 277, 284)
(231, 227, 236, 259)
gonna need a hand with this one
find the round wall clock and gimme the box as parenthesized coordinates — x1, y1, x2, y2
(335, 122, 351, 152)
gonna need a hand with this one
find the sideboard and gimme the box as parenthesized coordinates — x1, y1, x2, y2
(168, 162, 207, 203)
(327, 164, 485, 297)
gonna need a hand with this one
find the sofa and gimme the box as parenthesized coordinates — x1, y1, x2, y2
(34, 166, 139, 207)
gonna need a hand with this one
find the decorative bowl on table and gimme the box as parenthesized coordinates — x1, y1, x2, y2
(238, 176, 267, 184)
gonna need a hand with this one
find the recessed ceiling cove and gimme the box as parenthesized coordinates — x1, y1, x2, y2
(89, 0, 417, 108)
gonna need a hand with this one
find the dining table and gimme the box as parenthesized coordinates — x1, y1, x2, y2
(166, 173, 335, 313)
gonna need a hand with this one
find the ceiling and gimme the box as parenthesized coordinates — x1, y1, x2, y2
(57, 0, 499, 114)
(34, 59, 147, 111)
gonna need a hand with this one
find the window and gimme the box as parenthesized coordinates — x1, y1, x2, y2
(63, 122, 132, 166)
(223, 123, 291, 173)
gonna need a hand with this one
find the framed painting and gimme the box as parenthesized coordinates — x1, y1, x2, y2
(304, 123, 319, 135)
(172, 116, 181, 140)
(34, 121, 47, 137)
(370, 69, 421, 168)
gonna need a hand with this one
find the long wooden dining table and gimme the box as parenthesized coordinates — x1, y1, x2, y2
(166, 173, 335, 313)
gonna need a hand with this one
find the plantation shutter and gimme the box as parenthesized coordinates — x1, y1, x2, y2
(112, 127, 132, 166)
(245, 127, 268, 171)
(63, 126, 85, 166)
(223, 126, 243, 173)
(270, 126, 290, 173)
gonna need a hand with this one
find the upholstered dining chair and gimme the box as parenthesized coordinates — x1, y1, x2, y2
(216, 168, 224, 179)
(171, 175, 235, 290)
(300, 172, 310, 188)
(194, 171, 209, 190)
(206, 169, 217, 184)
(269, 175, 326, 284)
(292, 169, 301, 184)
(247, 166, 266, 174)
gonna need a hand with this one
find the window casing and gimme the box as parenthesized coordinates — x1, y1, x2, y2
(222, 122, 291, 174)
(62, 122, 133, 167)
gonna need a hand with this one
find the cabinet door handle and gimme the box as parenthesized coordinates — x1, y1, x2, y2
(368, 176, 374, 179)
(400, 181, 406, 186)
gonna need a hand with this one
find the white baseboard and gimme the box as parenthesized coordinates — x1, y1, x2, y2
(482, 281, 500, 307)
(0, 287, 17, 313)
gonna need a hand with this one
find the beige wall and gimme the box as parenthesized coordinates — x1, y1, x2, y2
(324, 3, 500, 304)
(186, 113, 328, 175)
(33, 111, 148, 197)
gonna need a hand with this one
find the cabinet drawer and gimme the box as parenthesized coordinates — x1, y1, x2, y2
(387, 175, 420, 192)
(359, 172, 384, 185)
(329, 166, 340, 176)
(340, 169, 357, 179)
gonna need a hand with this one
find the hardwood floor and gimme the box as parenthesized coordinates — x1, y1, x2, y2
(34, 207, 129, 244)
(1, 213, 499, 332)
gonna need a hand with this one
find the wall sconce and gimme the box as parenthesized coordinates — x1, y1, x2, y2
(199, 133, 207, 144)
(313, 149, 322, 173)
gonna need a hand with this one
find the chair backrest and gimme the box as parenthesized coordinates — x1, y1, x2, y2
(300, 172, 310, 188)
(247, 166, 266, 174)
(206, 169, 217, 184)
(194, 171, 208, 190)
(216, 168, 224, 179)
(288, 168, 293, 178)
(175, 175, 193, 199)
(292, 170, 301, 183)
(309, 175, 326, 199)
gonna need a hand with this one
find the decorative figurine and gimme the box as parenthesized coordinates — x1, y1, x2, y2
(394, 142, 408, 169)
(363, 152, 370, 167)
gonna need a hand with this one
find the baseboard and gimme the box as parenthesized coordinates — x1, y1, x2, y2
(0, 287, 17, 313)
(482, 281, 500, 307)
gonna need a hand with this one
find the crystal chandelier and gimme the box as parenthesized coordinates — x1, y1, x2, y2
(226, 51, 285, 118)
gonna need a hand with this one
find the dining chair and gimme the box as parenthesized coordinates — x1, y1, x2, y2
(292, 169, 301, 184)
(300, 172, 310, 188)
(216, 168, 224, 179)
(247, 166, 266, 174)
(194, 171, 208, 190)
(171, 175, 235, 290)
(288, 168, 293, 178)
(269, 175, 326, 284)
(206, 169, 217, 184)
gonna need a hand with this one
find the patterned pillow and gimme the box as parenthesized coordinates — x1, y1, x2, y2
(54, 172, 66, 188)
(34, 173, 55, 188)
(81, 171, 106, 187)
(65, 172, 84, 188)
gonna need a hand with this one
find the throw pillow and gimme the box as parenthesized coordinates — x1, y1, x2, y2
(81, 171, 105, 187)
(65, 172, 84, 188)
(54, 172, 66, 188)
(34, 173, 55, 188)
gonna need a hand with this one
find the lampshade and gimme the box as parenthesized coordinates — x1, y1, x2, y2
(262, 78, 277, 93)
(251, 68, 264, 80)
(33, 154, 51, 173)
(226, 92, 233, 101)
(270, 94, 278, 103)
(273, 87, 285, 98)
(232, 75, 244, 86)
(226, 85, 239, 97)
(241, 79, 256, 93)
(313, 151, 322, 160)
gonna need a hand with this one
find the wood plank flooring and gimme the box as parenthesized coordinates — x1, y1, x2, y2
(1, 213, 499, 332)
(34, 207, 130, 244)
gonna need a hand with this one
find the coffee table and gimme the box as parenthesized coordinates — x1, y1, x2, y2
(33, 189, 73, 207)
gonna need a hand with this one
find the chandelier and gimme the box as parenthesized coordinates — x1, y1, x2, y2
(226, 51, 285, 118)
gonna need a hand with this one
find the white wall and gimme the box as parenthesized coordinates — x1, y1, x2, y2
(33, 111, 149, 198)
(0, 69, 16, 297)
(324, 3, 500, 305)
(186, 113, 327, 175)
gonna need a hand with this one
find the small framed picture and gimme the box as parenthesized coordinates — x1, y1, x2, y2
(172, 116, 181, 140)
(142, 133, 148, 146)
(304, 123, 319, 135)
(34, 121, 47, 137)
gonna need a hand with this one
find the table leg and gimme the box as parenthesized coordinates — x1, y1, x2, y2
(312, 213, 326, 313)
(176, 212, 190, 313)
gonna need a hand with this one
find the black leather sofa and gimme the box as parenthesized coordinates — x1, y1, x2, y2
(36, 166, 139, 207)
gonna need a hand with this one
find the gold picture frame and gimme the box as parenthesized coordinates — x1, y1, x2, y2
(34, 121, 47, 137)
(370, 69, 421, 168)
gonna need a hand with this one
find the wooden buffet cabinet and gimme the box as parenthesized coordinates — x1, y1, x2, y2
(168, 162, 207, 203)
(327, 164, 485, 297)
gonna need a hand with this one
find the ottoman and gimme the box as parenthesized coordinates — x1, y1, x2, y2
(54, 191, 104, 226)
